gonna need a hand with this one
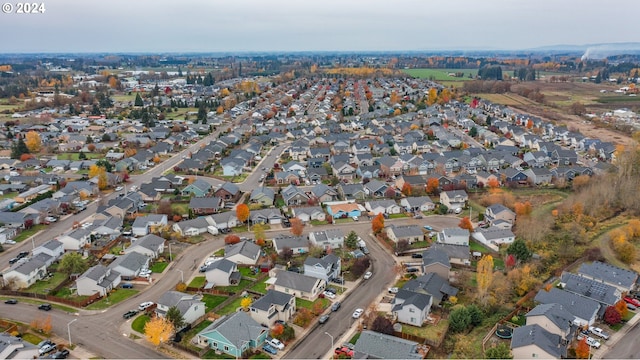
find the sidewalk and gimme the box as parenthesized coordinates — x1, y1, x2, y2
(592, 312, 640, 359)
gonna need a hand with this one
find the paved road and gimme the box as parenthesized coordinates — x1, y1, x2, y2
(602, 317, 640, 359)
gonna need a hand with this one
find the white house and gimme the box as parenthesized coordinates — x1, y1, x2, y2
(3, 258, 47, 289)
(57, 228, 91, 251)
(437, 228, 470, 246)
(156, 290, 205, 326)
(392, 291, 433, 327)
(308, 229, 344, 249)
(32, 239, 64, 266)
(203, 258, 240, 287)
(224, 241, 261, 265)
(471, 227, 515, 251)
(439, 190, 468, 212)
(172, 216, 216, 236)
(249, 289, 297, 327)
(108, 252, 150, 279)
(365, 200, 402, 216)
(131, 214, 168, 237)
(386, 225, 425, 244)
(76, 265, 121, 296)
(303, 254, 341, 283)
(125, 234, 166, 259)
(400, 196, 435, 212)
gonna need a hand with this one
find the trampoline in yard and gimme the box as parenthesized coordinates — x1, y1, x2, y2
(495, 326, 513, 339)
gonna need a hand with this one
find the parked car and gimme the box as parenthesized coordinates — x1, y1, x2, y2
(115, 186, 123, 191)
(4, 240, 15, 245)
(331, 301, 341, 312)
(4, 299, 17, 304)
(38, 303, 52, 311)
(50, 349, 70, 359)
(423, 225, 433, 230)
(352, 216, 359, 221)
(331, 278, 344, 284)
(586, 337, 601, 349)
(323, 291, 336, 299)
(38, 339, 54, 349)
(262, 344, 278, 355)
(405, 267, 420, 273)
(627, 303, 637, 311)
(334, 346, 354, 357)
(361, 246, 370, 255)
(121, 283, 134, 289)
(388, 287, 399, 294)
(352, 308, 364, 319)
(589, 326, 610, 340)
(413, 214, 423, 219)
(624, 296, 640, 307)
(363, 271, 372, 280)
(266, 338, 284, 350)
(411, 253, 423, 258)
(319, 314, 330, 324)
(17, 251, 29, 259)
(8, 257, 19, 264)
(123, 310, 139, 319)
(138, 301, 154, 311)
(39, 343, 57, 355)
(325, 287, 337, 294)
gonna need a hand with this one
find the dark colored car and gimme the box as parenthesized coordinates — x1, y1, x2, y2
(38, 303, 52, 311)
(331, 301, 341, 312)
(325, 287, 337, 294)
(8, 257, 19, 264)
(123, 310, 139, 319)
(121, 283, 134, 289)
(4, 299, 17, 304)
(51, 349, 70, 359)
(17, 251, 29, 259)
(331, 278, 345, 284)
(262, 344, 278, 355)
(288, 267, 301, 274)
(318, 314, 330, 324)
(405, 267, 420, 273)
(411, 253, 423, 258)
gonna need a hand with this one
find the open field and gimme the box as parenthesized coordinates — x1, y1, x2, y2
(404, 68, 477, 82)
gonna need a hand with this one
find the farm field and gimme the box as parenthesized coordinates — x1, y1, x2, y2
(403, 68, 477, 82)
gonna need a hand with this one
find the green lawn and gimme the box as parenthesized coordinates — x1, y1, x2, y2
(131, 315, 150, 333)
(310, 220, 328, 226)
(388, 213, 407, 219)
(21, 332, 43, 345)
(202, 294, 228, 312)
(150, 262, 169, 273)
(402, 318, 449, 341)
(469, 241, 493, 253)
(181, 319, 212, 344)
(409, 240, 430, 249)
(295, 298, 330, 311)
(171, 203, 189, 215)
(217, 297, 243, 315)
(14, 225, 46, 243)
(189, 276, 206, 288)
(85, 289, 138, 310)
(238, 267, 257, 278)
(403, 68, 477, 81)
(0, 192, 17, 200)
(349, 332, 361, 344)
(26, 272, 68, 295)
(59, 153, 104, 161)
(249, 278, 269, 294)
(217, 279, 252, 293)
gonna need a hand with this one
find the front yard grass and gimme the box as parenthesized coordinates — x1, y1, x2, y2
(85, 289, 138, 310)
(249, 278, 269, 294)
(189, 276, 206, 288)
(181, 319, 212, 344)
(401, 318, 449, 342)
(21, 332, 43, 345)
(201, 294, 228, 312)
(26, 272, 68, 295)
(150, 262, 169, 273)
(217, 297, 243, 315)
(131, 315, 150, 333)
(14, 225, 46, 243)
(295, 297, 330, 311)
(310, 220, 328, 226)
(216, 279, 252, 293)
(388, 213, 407, 219)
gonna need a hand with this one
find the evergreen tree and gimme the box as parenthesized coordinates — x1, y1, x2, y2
(11, 138, 29, 159)
(134, 93, 144, 106)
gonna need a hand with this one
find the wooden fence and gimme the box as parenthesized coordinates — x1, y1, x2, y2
(0, 289, 102, 308)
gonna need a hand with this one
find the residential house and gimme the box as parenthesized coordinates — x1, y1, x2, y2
(525, 303, 575, 342)
(0, 212, 28, 229)
(32, 239, 64, 266)
(365, 199, 401, 216)
(485, 203, 516, 227)
(560, 272, 621, 310)
(109, 252, 150, 279)
(181, 179, 212, 197)
(281, 185, 309, 206)
(337, 183, 366, 200)
(172, 216, 216, 236)
(524, 168, 553, 185)
(400, 272, 458, 306)
(310, 184, 338, 203)
(431, 243, 470, 266)
(421, 248, 451, 280)
(438, 228, 470, 246)
(386, 225, 424, 245)
(249, 289, 296, 327)
(534, 287, 600, 326)
(2, 258, 47, 289)
(326, 202, 362, 219)
(189, 197, 224, 215)
(439, 190, 468, 212)
(225, 241, 261, 265)
(194, 311, 269, 358)
(291, 206, 326, 223)
(363, 180, 388, 198)
(392, 291, 433, 327)
(272, 270, 325, 300)
(353, 331, 424, 360)
(202, 258, 240, 287)
(156, 291, 205, 326)
(125, 234, 166, 259)
(274, 171, 299, 185)
(76, 265, 122, 296)
(249, 187, 275, 206)
(57, 228, 91, 251)
(510, 324, 567, 360)
(250, 209, 283, 225)
(131, 214, 168, 237)
(308, 228, 344, 249)
(15, 184, 53, 203)
(471, 227, 515, 250)
(0, 333, 40, 359)
(214, 182, 241, 202)
(210, 212, 238, 231)
(272, 234, 309, 255)
(400, 196, 435, 213)
(303, 254, 341, 283)
(576, 261, 638, 293)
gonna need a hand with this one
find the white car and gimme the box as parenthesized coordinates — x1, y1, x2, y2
(5, 240, 16, 245)
(115, 186, 123, 191)
(139, 269, 152, 276)
(388, 287, 399, 294)
(323, 291, 336, 299)
(138, 301, 154, 311)
(589, 326, 610, 340)
(267, 338, 284, 350)
(352, 308, 364, 319)
(363, 271, 372, 280)
(586, 337, 601, 349)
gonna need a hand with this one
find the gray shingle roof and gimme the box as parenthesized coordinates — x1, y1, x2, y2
(41, 239, 63, 251)
(511, 324, 566, 358)
(197, 311, 268, 349)
(225, 241, 260, 261)
(8, 257, 45, 275)
(402, 196, 434, 208)
(203, 258, 237, 273)
(560, 272, 620, 306)
(534, 288, 600, 323)
(109, 252, 148, 272)
(273, 235, 308, 250)
(80, 265, 109, 281)
(401, 272, 457, 304)
(354, 330, 422, 359)
(250, 289, 293, 311)
(577, 261, 638, 290)
(131, 234, 165, 252)
(388, 224, 423, 238)
(274, 270, 320, 293)
(431, 243, 470, 260)
(526, 303, 574, 333)
(421, 248, 451, 269)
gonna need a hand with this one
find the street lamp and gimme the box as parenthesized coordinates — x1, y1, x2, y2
(177, 269, 184, 283)
(324, 331, 334, 350)
(67, 318, 78, 347)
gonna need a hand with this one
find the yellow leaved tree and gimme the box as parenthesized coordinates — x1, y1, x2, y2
(25, 131, 41, 152)
(476, 255, 494, 306)
(241, 297, 252, 311)
(89, 165, 108, 190)
(144, 316, 174, 346)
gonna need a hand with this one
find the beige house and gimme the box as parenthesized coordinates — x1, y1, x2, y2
(249, 289, 296, 327)
(511, 324, 566, 359)
(525, 303, 574, 342)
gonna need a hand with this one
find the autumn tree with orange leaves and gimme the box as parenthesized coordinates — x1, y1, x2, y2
(458, 216, 473, 231)
(426, 178, 439, 194)
(290, 218, 304, 236)
(372, 213, 385, 234)
(575, 338, 590, 359)
(487, 178, 500, 190)
(236, 204, 250, 223)
(401, 183, 412, 196)
(514, 201, 532, 216)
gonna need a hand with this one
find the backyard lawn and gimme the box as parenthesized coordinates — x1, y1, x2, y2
(402, 318, 449, 342)
(85, 289, 138, 310)
(26, 272, 68, 295)
(248, 278, 269, 294)
(131, 315, 150, 333)
(216, 279, 252, 293)
(238, 267, 258, 278)
(217, 297, 243, 315)
(189, 276, 206, 288)
(201, 294, 228, 312)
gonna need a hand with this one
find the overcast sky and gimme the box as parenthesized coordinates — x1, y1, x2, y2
(1, 0, 636, 53)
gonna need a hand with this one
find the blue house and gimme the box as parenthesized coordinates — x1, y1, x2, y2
(195, 311, 269, 357)
(181, 179, 212, 197)
(326, 203, 361, 219)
